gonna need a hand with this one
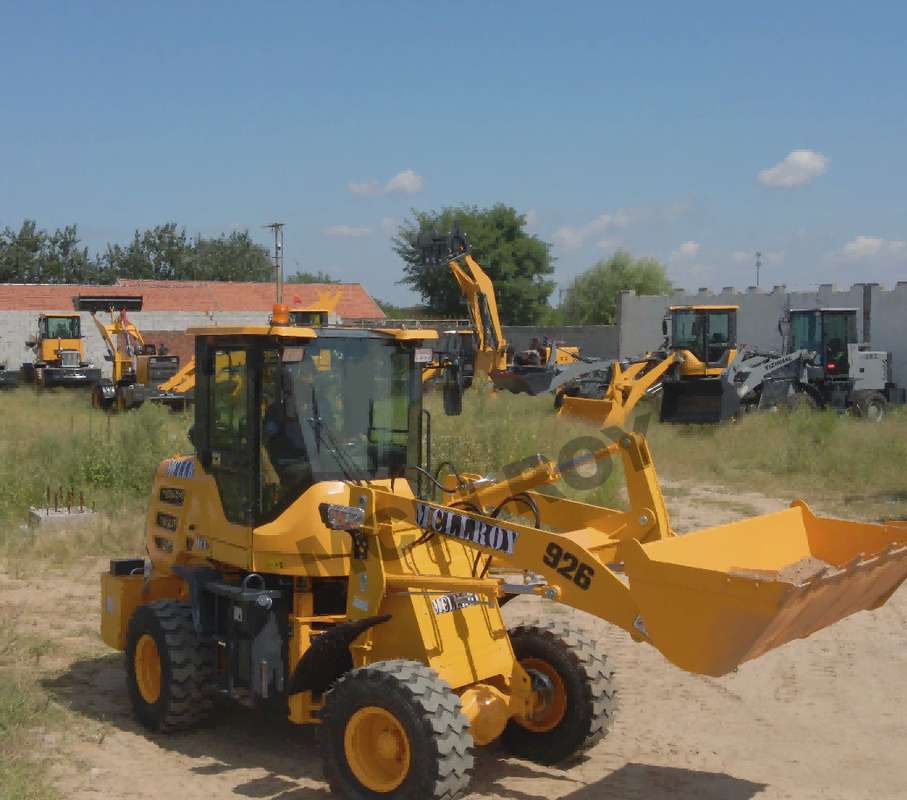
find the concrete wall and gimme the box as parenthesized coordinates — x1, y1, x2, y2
(501, 325, 618, 361)
(0, 312, 621, 376)
(618, 282, 907, 388)
(0, 311, 269, 378)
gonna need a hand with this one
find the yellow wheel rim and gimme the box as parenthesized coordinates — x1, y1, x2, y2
(135, 634, 162, 704)
(344, 706, 411, 792)
(522, 658, 567, 733)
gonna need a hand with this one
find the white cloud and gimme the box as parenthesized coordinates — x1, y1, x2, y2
(670, 241, 700, 260)
(385, 169, 424, 194)
(758, 150, 830, 188)
(348, 169, 425, 197)
(381, 217, 397, 237)
(325, 225, 372, 237)
(552, 200, 693, 251)
(348, 180, 383, 197)
(842, 235, 907, 258)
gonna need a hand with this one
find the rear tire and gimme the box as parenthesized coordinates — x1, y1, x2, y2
(125, 600, 214, 732)
(320, 660, 474, 800)
(500, 619, 616, 764)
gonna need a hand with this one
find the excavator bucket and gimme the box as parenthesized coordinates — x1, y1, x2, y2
(659, 377, 740, 423)
(621, 501, 907, 677)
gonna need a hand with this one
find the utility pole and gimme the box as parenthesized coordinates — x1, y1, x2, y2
(265, 223, 284, 303)
(755, 251, 762, 288)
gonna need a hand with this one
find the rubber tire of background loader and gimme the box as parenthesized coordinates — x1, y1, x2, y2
(500, 619, 616, 765)
(856, 392, 887, 422)
(553, 386, 580, 410)
(125, 600, 215, 733)
(319, 660, 474, 800)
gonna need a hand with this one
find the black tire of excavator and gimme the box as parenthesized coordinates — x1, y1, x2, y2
(319, 660, 474, 800)
(125, 599, 215, 733)
(856, 391, 887, 422)
(500, 619, 616, 765)
(553, 386, 580, 410)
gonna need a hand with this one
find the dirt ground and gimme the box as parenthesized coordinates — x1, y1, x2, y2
(3, 483, 905, 800)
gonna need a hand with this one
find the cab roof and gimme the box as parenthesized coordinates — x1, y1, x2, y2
(669, 305, 739, 312)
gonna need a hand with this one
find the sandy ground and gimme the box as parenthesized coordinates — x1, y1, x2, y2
(3, 483, 906, 800)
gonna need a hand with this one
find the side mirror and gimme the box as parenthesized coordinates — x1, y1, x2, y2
(662, 318, 668, 336)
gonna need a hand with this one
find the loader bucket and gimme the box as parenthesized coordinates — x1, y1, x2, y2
(558, 395, 621, 426)
(73, 295, 144, 313)
(621, 501, 907, 677)
(659, 378, 739, 424)
(489, 369, 558, 396)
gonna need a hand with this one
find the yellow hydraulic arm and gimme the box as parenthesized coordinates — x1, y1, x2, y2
(339, 431, 907, 678)
(558, 351, 679, 428)
(447, 252, 507, 375)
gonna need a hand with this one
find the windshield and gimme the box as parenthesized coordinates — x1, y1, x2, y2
(790, 311, 856, 372)
(273, 337, 418, 485)
(41, 316, 80, 339)
(671, 310, 699, 351)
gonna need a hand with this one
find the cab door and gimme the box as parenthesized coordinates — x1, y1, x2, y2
(197, 342, 258, 526)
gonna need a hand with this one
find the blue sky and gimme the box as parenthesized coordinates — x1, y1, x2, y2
(2, 1, 905, 305)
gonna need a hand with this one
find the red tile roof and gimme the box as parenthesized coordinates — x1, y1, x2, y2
(0, 281, 385, 318)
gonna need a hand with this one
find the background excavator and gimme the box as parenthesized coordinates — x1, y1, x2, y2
(100, 303, 907, 800)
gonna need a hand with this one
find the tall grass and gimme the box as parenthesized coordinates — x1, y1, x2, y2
(0, 390, 191, 527)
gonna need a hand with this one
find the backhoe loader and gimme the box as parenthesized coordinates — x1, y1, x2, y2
(74, 295, 191, 411)
(558, 304, 740, 426)
(100, 304, 907, 800)
(418, 225, 508, 389)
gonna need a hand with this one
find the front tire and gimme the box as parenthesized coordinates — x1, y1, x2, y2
(500, 619, 616, 764)
(856, 392, 887, 422)
(125, 600, 214, 732)
(320, 660, 474, 800)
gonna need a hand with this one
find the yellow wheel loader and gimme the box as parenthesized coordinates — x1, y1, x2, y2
(100, 304, 907, 800)
(558, 304, 740, 426)
(20, 312, 102, 388)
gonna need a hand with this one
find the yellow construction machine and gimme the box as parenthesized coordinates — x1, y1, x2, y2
(74, 295, 192, 411)
(100, 304, 907, 799)
(418, 226, 508, 389)
(558, 304, 739, 427)
(20, 311, 102, 388)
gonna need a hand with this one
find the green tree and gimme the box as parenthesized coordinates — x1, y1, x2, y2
(392, 204, 555, 325)
(98, 225, 273, 282)
(188, 231, 273, 281)
(561, 250, 673, 325)
(285, 269, 340, 284)
(0, 220, 97, 283)
(98, 223, 190, 281)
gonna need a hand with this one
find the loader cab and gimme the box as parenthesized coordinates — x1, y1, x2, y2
(788, 309, 858, 379)
(288, 309, 330, 327)
(667, 306, 737, 373)
(193, 328, 427, 526)
(36, 313, 83, 364)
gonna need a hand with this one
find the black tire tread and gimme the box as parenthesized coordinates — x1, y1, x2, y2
(126, 599, 214, 733)
(320, 659, 474, 800)
(501, 617, 616, 764)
